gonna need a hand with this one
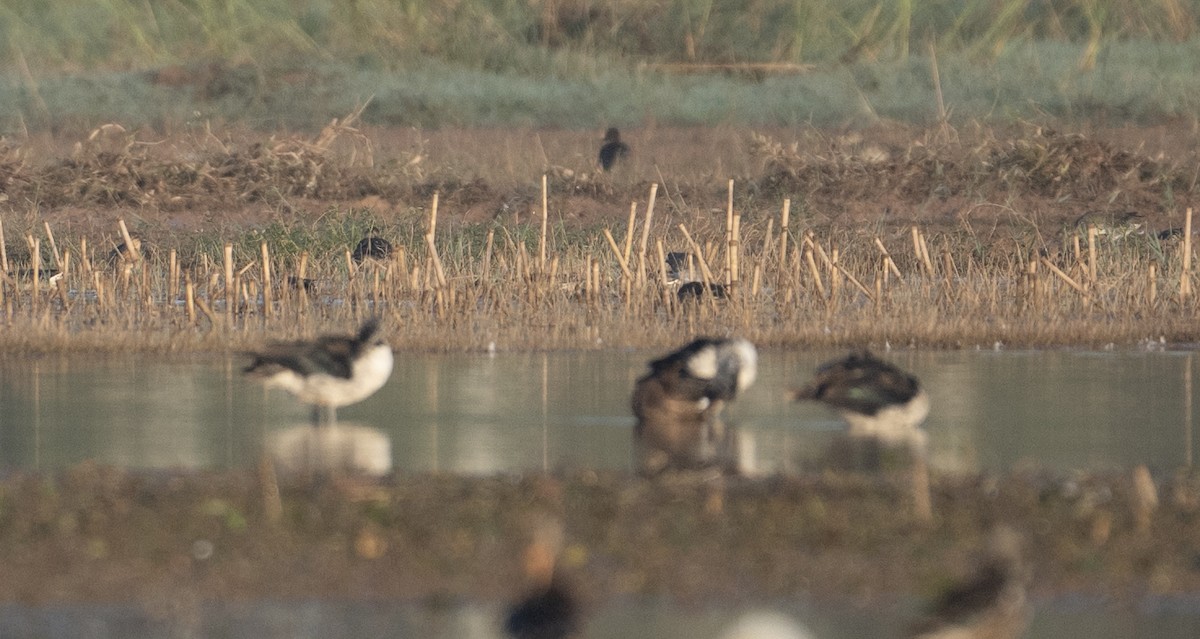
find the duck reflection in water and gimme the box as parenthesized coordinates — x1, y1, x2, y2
(632, 337, 758, 477)
(266, 421, 392, 479)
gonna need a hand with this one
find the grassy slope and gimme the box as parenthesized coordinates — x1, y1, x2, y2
(1, 1, 1200, 132)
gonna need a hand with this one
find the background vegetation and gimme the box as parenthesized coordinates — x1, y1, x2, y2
(3, 0, 1200, 132)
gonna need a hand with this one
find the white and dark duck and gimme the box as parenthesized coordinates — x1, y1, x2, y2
(663, 251, 727, 301)
(791, 349, 929, 448)
(243, 318, 394, 425)
(632, 337, 757, 477)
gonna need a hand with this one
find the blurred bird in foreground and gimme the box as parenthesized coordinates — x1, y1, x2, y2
(505, 515, 581, 639)
(908, 527, 1030, 639)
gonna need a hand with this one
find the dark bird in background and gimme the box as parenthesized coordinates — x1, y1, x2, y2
(351, 236, 393, 263)
(908, 527, 1030, 639)
(243, 318, 394, 425)
(108, 238, 146, 266)
(676, 281, 728, 302)
(791, 350, 929, 447)
(664, 252, 727, 302)
(632, 337, 757, 477)
(598, 127, 630, 171)
(505, 515, 580, 639)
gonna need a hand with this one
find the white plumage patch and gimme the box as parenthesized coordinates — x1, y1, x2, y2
(686, 345, 719, 380)
(262, 343, 394, 408)
(725, 338, 758, 392)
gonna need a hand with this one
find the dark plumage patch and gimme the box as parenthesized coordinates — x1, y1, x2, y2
(504, 578, 579, 639)
(244, 318, 382, 380)
(677, 281, 727, 302)
(793, 350, 921, 416)
(351, 236, 393, 263)
(598, 127, 630, 171)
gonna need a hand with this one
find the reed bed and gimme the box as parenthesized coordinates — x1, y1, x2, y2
(1, 186, 1198, 354)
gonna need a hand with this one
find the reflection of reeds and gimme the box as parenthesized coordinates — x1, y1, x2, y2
(3, 192, 1200, 354)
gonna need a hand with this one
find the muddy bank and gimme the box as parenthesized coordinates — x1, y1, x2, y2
(1, 463, 1198, 607)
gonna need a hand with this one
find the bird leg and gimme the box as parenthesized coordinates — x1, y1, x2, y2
(311, 405, 338, 427)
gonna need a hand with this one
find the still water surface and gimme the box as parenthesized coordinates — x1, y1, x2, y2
(1, 349, 1196, 473)
(2, 348, 1199, 638)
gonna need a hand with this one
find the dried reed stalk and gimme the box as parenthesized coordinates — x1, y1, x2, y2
(677, 224, 719, 286)
(223, 244, 234, 324)
(43, 222, 61, 270)
(539, 174, 548, 271)
(1087, 224, 1097, 286)
(1149, 262, 1157, 305)
(1182, 207, 1193, 301)
(0, 217, 7, 273)
(724, 179, 734, 286)
(117, 219, 139, 263)
(1041, 257, 1087, 296)
(804, 246, 826, 298)
(637, 183, 659, 287)
(168, 249, 178, 300)
(622, 202, 637, 265)
(261, 242, 273, 319)
(778, 199, 791, 264)
(426, 193, 447, 288)
(835, 264, 874, 302)
(185, 273, 196, 325)
(602, 228, 633, 280)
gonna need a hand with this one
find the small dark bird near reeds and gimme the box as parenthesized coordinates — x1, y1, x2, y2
(243, 318, 394, 425)
(632, 337, 757, 476)
(791, 350, 929, 446)
(351, 236, 393, 263)
(107, 238, 146, 265)
(907, 527, 1030, 639)
(598, 127, 630, 172)
(677, 281, 728, 302)
(505, 516, 580, 639)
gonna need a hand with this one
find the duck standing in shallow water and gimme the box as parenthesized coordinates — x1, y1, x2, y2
(792, 350, 933, 520)
(791, 350, 929, 446)
(244, 318, 394, 425)
(632, 337, 757, 477)
(598, 127, 630, 171)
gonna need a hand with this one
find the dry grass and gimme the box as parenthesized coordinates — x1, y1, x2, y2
(2, 121, 1200, 354)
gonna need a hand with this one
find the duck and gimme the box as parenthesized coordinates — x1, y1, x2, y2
(351, 236, 393, 263)
(243, 318, 394, 425)
(598, 127, 630, 172)
(791, 350, 929, 447)
(632, 337, 757, 476)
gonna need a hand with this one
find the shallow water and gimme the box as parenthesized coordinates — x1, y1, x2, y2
(2, 348, 1200, 637)
(0, 349, 1196, 474)
(3, 595, 1200, 639)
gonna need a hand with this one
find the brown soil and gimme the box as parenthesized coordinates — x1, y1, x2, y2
(5, 120, 1199, 246)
